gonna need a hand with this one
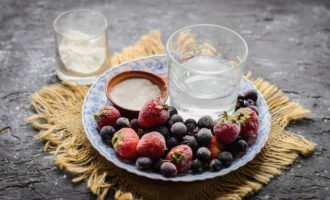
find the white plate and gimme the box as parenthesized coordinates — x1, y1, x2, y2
(82, 55, 271, 182)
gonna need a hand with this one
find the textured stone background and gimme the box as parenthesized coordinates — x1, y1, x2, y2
(0, 0, 329, 199)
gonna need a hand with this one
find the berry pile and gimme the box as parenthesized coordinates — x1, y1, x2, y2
(94, 89, 260, 177)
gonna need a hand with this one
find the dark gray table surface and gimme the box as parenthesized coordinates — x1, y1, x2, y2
(0, 0, 329, 199)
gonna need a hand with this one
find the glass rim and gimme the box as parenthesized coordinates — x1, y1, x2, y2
(166, 24, 248, 75)
(53, 8, 108, 40)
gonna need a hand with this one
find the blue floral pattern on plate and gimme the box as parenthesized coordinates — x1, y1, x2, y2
(82, 55, 271, 182)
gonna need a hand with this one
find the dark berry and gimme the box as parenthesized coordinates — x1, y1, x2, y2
(153, 158, 163, 172)
(209, 159, 222, 171)
(116, 117, 130, 129)
(100, 126, 116, 144)
(244, 99, 256, 106)
(227, 139, 248, 154)
(236, 140, 248, 152)
(167, 114, 183, 128)
(236, 98, 245, 110)
(136, 157, 153, 170)
(218, 151, 233, 167)
(167, 106, 178, 116)
(184, 118, 197, 132)
(160, 162, 177, 177)
(190, 159, 204, 173)
(197, 115, 214, 129)
(182, 135, 198, 152)
(196, 128, 212, 146)
(130, 118, 140, 131)
(244, 89, 258, 102)
(170, 122, 187, 138)
(167, 137, 179, 149)
(248, 105, 259, 115)
(154, 125, 170, 139)
(237, 94, 245, 101)
(189, 128, 199, 136)
(196, 147, 211, 162)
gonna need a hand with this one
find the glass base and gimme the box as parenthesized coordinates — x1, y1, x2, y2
(165, 97, 235, 121)
(56, 69, 100, 85)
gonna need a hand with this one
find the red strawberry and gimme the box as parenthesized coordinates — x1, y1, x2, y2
(137, 132, 166, 158)
(235, 107, 259, 137)
(166, 145, 193, 173)
(94, 106, 121, 130)
(208, 136, 221, 159)
(138, 98, 170, 128)
(214, 113, 241, 144)
(112, 128, 139, 159)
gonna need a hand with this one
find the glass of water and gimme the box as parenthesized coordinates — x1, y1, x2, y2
(53, 9, 110, 85)
(166, 24, 248, 119)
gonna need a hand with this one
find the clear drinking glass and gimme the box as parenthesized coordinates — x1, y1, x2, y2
(53, 9, 110, 85)
(166, 24, 248, 119)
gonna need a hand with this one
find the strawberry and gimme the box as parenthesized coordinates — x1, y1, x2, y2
(208, 136, 221, 159)
(138, 98, 170, 128)
(112, 128, 139, 159)
(214, 113, 241, 144)
(166, 145, 193, 173)
(235, 107, 259, 137)
(94, 106, 121, 130)
(137, 132, 166, 158)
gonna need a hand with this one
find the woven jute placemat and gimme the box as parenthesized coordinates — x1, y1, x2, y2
(28, 31, 316, 200)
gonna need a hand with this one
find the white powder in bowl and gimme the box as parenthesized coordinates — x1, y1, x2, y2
(110, 78, 161, 110)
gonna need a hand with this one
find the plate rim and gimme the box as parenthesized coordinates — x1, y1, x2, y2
(82, 54, 271, 182)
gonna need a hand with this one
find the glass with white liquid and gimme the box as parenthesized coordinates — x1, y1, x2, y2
(53, 9, 110, 85)
(166, 24, 248, 119)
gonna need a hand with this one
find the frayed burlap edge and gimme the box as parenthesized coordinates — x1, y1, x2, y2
(28, 31, 316, 200)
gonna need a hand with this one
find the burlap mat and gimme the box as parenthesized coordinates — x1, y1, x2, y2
(28, 31, 316, 200)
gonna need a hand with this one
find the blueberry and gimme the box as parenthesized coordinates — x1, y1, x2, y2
(171, 122, 187, 138)
(167, 114, 183, 128)
(116, 117, 130, 129)
(196, 147, 211, 162)
(184, 118, 197, 133)
(167, 137, 179, 149)
(248, 105, 259, 115)
(236, 140, 248, 152)
(154, 126, 170, 139)
(130, 118, 140, 131)
(244, 99, 256, 107)
(218, 151, 233, 167)
(100, 126, 116, 144)
(237, 94, 245, 101)
(197, 115, 214, 129)
(244, 89, 258, 102)
(209, 159, 222, 171)
(236, 98, 245, 110)
(136, 157, 153, 170)
(160, 162, 177, 177)
(190, 159, 204, 173)
(153, 158, 163, 172)
(196, 128, 212, 146)
(167, 106, 178, 116)
(189, 128, 199, 136)
(182, 135, 198, 152)
(227, 138, 244, 154)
